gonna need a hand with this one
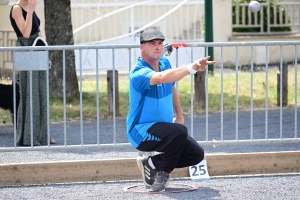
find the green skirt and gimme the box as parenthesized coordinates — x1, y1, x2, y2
(16, 33, 48, 146)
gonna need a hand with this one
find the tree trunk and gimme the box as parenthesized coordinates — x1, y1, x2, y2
(44, 0, 79, 98)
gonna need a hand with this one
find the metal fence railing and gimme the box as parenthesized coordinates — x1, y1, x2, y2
(0, 41, 299, 152)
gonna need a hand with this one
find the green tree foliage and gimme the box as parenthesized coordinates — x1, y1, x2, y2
(232, 0, 292, 33)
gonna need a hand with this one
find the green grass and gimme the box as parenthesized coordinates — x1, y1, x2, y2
(177, 69, 300, 114)
(1, 69, 299, 125)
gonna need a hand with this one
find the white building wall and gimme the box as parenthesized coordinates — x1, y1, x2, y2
(213, 0, 300, 67)
(213, 0, 232, 67)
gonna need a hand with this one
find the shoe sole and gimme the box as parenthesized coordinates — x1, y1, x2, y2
(136, 157, 151, 187)
(150, 176, 170, 192)
(150, 182, 169, 192)
(150, 185, 166, 192)
(150, 188, 165, 192)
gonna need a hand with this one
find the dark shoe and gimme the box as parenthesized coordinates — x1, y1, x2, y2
(50, 139, 56, 144)
(150, 171, 169, 192)
(136, 156, 157, 187)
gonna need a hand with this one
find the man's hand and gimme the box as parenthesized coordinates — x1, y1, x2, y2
(191, 56, 216, 72)
(173, 116, 184, 125)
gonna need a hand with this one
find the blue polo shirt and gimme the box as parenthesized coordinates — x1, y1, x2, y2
(126, 57, 174, 148)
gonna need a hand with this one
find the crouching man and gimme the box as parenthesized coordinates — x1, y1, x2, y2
(126, 29, 216, 192)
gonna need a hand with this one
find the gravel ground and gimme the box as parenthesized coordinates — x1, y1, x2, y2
(0, 174, 299, 200)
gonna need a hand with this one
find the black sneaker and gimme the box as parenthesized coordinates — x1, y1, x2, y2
(150, 170, 169, 192)
(137, 156, 157, 187)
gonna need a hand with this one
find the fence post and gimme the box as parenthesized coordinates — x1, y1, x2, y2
(277, 64, 288, 107)
(107, 70, 119, 115)
(194, 71, 206, 109)
(205, 0, 214, 73)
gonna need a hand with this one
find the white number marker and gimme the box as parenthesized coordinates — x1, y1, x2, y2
(189, 159, 210, 180)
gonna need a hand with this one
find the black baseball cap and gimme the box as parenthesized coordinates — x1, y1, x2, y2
(140, 29, 165, 44)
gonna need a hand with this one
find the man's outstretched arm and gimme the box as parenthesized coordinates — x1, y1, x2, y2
(150, 56, 216, 85)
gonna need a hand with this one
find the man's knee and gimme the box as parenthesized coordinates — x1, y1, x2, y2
(193, 148, 205, 165)
(174, 123, 188, 139)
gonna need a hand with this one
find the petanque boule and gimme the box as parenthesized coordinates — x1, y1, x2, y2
(249, 1, 261, 13)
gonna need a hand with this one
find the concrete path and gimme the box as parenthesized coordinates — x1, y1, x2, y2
(0, 174, 299, 200)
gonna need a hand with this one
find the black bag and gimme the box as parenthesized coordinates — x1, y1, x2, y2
(33, 37, 47, 46)
(32, 36, 48, 47)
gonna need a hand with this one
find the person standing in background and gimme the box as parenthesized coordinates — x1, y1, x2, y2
(9, 0, 55, 145)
